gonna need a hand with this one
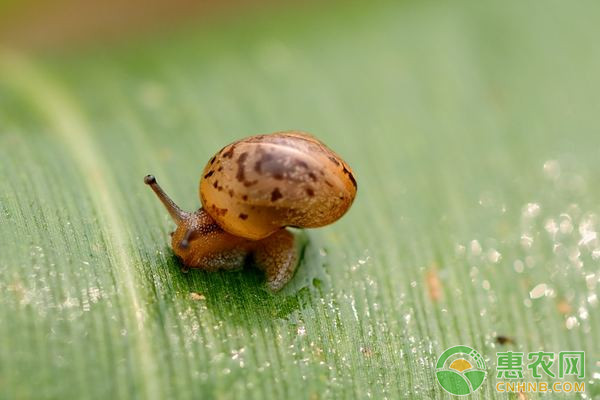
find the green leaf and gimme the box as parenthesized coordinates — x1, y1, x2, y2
(1, 1, 599, 398)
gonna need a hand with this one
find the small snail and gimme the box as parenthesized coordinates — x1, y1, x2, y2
(145, 131, 357, 291)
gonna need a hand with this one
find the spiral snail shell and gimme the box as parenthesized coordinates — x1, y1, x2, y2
(145, 131, 356, 291)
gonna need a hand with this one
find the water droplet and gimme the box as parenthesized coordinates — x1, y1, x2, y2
(470, 266, 479, 279)
(565, 316, 578, 330)
(520, 234, 534, 249)
(543, 160, 561, 180)
(513, 260, 524, 273)
(559, 214, 573, 234)
(470, 240, 482, 256)
(578, 218, 598, 248)
(529, 283, 547, 299)
(351, 299, 359, 321)
(478, 191, 494, 208)
(231, 347, 245, 362)
(545, 218, 559, 236)
(487, 249, 502, 263)
(522, 203, 541, 218)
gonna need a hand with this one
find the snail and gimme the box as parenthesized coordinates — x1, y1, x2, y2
(144, 131, 357, 291)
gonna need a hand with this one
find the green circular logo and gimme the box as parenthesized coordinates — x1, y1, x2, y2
(435, 345, 487, 396)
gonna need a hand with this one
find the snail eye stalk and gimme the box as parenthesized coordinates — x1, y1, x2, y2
(144, 175, 189, 223)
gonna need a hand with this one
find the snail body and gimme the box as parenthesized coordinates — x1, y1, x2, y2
(145, 131, 356, 291)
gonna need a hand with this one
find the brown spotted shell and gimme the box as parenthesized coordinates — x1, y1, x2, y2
(199, 131, 357, 240)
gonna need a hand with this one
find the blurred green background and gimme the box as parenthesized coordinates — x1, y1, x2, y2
(0, 0, 599, 398)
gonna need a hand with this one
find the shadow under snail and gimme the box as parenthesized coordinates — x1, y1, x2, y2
(144, 131, 357, 291)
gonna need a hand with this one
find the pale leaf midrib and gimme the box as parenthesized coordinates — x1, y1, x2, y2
(0, 51, 161, 400)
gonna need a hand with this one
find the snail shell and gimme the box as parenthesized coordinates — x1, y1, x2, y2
(199, 131, 357, 240)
